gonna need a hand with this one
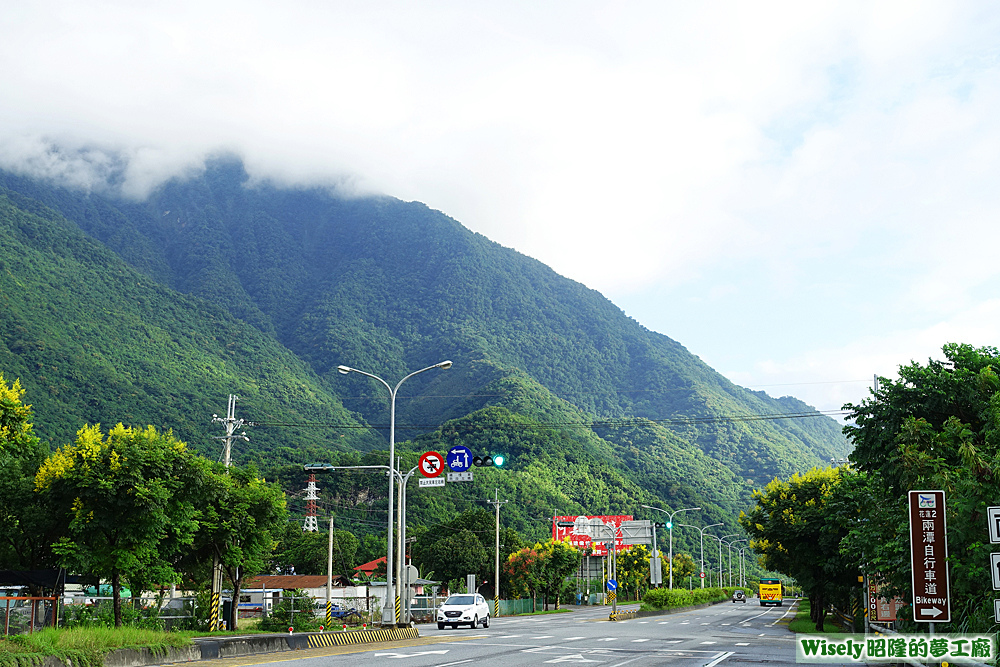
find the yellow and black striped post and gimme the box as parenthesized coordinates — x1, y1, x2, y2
(394, 596, 401, 625)
(210, 592, 221, 632)
(494, 595, 499, 618)
(326, 601, 332, 628)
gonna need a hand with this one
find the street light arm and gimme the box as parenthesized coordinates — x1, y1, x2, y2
(393, 361, 453, 394)
(338, 366, 393, 394)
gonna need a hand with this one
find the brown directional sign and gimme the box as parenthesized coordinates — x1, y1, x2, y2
(908, 490, 951, 623)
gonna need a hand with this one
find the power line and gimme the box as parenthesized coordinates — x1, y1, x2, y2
(247, 409, 849, 432)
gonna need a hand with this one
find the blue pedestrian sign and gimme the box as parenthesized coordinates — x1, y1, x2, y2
(606, 579, 618, 591)
(447, 445, 472, 472)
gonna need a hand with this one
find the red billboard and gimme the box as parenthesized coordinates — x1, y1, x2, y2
(552, 515, 633, 556)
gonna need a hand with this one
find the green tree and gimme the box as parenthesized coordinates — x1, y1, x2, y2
(739, 466, 858, 631)
(843, 344, 1000, 632)
(35, 424, 204, 627)
(617, 545, 650, 602)
(198, 464, 288, 631)
(670, 552, 697, 582)
(535, 537, 581, 610)
(271, 522, 359, 577)
(0, 375, 58, 579)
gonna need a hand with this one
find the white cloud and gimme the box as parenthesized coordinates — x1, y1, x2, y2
(3, 0, 1000, 410)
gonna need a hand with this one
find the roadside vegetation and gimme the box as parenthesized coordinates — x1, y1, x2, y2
(640, 586, 732, 611)
(742, 344, 1000, 635)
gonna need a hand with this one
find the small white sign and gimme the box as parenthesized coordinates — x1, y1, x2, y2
(991, 553, 1000, 591)
(988, 506, 1000, 544)
(995, 599, 1000, 623)
(418, 477, 445, 488)
(447, 471, 473, 482)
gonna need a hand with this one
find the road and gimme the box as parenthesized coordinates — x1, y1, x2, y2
(195, 599, 827, 667)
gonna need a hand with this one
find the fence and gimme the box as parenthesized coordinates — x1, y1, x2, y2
(2, 597, 58, 636)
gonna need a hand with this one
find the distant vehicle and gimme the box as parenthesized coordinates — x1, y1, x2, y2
(436, 594, 490, 630)
(758, 578, 783, 606)
(732, 589, 746, 603)
(328, 605, 361, 621)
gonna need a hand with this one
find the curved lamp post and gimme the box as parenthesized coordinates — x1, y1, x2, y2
(641, 505, 701, 589)
(679, 522, 722, 588)
(337, 360, 452, 625)
(723, 537, 746, 587)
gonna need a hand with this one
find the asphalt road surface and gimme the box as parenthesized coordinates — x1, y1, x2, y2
(192, 599, 842, 667)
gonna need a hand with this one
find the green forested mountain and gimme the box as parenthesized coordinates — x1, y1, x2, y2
(0, 158, 848, 545)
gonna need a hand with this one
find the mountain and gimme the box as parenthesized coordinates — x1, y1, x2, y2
(0, 157, 848, 542)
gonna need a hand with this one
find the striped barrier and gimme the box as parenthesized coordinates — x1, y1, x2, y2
(307, 626, 419, 648)
(210, 592, 221, 631)
(609, 609, 637, 622)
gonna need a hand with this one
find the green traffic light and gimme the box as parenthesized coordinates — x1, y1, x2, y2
(493, 453, 506, 468)
(665, 521, 672, 529)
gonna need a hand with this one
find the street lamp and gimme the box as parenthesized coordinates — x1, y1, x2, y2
(337, 360, 452, 625)
(679, 522, 722, 588)
(724, 537, 746, 587)
(706, 533, 738, 588)
(641, 505, 700, 589)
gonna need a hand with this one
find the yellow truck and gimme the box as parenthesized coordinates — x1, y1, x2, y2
(759, 578, 783, 606)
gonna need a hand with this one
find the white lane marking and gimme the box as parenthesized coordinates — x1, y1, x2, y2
(658, 621, 669, 624)
(372, 650, 449, 658)
(701, 622, 710, 625)
(544, 655, 600, 664)
(770, 605, 796, 626)
(721, 623, 731, 626)
(664, 640, 683, 643)
(597, 637, 618, 641)
(563, 637, 585, 641)
(680, 621, 690, 624)
(632, 638, 649, 642)
(704, 651, 735, 667)
(638, 621, 648, 624)
(759, 633, 766, 636)
(701, 641, 717, 645)
(736, 643, 750, 646)
(497, 634, 522, 638)
(437, 661, 473, 667)
(532, 635, 554, 639)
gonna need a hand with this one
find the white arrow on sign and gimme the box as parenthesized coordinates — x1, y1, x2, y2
(919, 606, 945, 618)
(372, 650, 449, 659)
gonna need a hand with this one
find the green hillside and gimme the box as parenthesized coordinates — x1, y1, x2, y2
(0, 187, 376, 461)
(0, 160, 849, 544)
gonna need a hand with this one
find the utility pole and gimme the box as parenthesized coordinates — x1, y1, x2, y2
(209, 395, 249, 631)
(485, 489, 509, 619)
(212, 394, 248, 468)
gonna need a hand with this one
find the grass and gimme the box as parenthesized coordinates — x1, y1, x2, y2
(787, 600, 839, 634)
(0, 627, 194, 667)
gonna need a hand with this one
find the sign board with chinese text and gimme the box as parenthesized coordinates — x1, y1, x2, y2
(418, 477, 445, 488)
(447, 471, 473, 482)
(867, 576, 906, 622)
(988, 506, 1000, 544)
(552, 515, 633, 556)
(908, 489, 951, 623)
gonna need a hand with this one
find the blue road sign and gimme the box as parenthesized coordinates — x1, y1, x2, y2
(447, 445, 472, 472)
(606, 579, 618, 591)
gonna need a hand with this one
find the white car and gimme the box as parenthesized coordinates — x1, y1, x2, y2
(436, 594, 490, 629)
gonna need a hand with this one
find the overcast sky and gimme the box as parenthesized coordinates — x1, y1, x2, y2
(4, 1, 1000, 415)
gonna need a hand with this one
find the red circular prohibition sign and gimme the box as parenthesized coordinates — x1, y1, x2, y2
(418, 451, 445, 478)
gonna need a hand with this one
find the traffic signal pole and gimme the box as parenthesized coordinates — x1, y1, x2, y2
(485, 489, 508, 618)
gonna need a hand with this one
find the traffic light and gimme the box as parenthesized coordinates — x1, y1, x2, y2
(663, 521, 673, 529)
(471, 453, 508, 468)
